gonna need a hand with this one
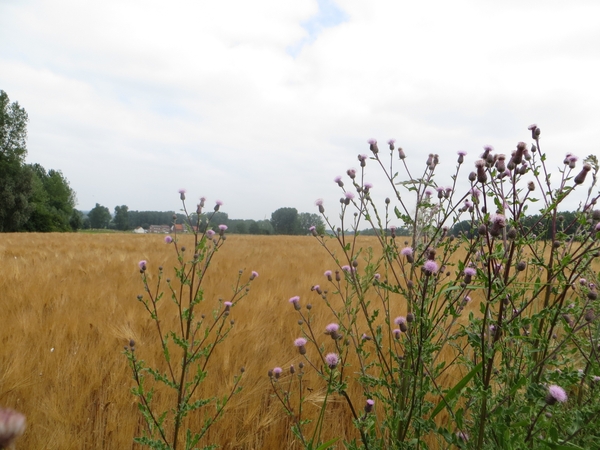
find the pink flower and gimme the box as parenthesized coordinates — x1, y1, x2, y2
(345, 191, 355, 200)
(273, 367, 282, 379)
(164, 236, 173, 244)
(289, 296, 301, 310)
(219, 224, 228, 231)
(325, 323, 339, 334)
(464, 267, 476, 277)
(324, 270, 332, 280)
(250, 271, 259, 280)
(138, 260, 147, 271)
(400, 247, 413, 256)
(341, 265, 352, 272)
(325, 353, 339, 369)
(423, 260, 439, 274)
(546, 385, 568, 405)
(206, 229, 215, 239)
(294, 338, 307, 347)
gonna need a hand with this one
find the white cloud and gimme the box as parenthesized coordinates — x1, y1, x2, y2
(1, 0, 599, 221)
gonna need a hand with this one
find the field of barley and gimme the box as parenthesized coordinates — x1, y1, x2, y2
(0, 232, 476, 449)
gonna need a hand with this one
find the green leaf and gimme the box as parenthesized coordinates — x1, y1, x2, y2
(430, 362, 482, 419)
(315, 437, 340, 450)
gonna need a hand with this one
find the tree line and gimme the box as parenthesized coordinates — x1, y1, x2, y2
(86, 204, 326, 235)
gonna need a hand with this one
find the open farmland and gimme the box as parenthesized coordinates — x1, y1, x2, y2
(0, 232, 447, 449)
(3, 232, 592, 449)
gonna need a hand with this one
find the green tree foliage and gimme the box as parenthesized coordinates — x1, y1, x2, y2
(23, 164, 76, 232)
(128, 211, 182, 229)
(298, 212, 326, 235)
(88, 203, 111, 229)
(0, 90, 77, 232)
(0, 90, 33, 231)
(114, 205, 130, 231)
(270, 207, 301, 235)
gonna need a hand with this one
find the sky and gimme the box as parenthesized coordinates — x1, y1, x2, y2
(1, 0, 600, 221)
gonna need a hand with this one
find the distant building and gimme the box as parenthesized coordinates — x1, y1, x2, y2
(149, 225, 171, 233)
(133, 227, 145, 234)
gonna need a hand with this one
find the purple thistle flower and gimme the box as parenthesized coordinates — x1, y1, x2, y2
(365, 399, 375, 413)
(400, 247, 413, 256)
(394, 316, 408, 332)
(273, 367, 282, 379)
(334, 176, 344, 187)
(464, 267, 476, 277)
(138, 260, 147, 271)
(393, 329, 402, 339)
(250, 271, 259, 280)
(546, 385, 568, 405)
(294, 337, 307, 347)
(394, 316, 407, 326)
(215, 200, 223, 206)
(324, 270, 332, 281)
(164, 236, 173, 244)
(219, 224, 228, 231)
(345, 191, 355, 200)
(347, 168, 356, 179)
(325, 323, 339, 334)
(341, 265, 352, 272)
(178, 189, 186, 200)
(315, 198, 325, 213)
(374, 273, 381, 281)
(325, 353, 339, 369)
(387, 139, 395, 150)
(289, 296, 301, 311)
(364, 182, 373, 190)
(224, 301, 232, 312)
(423, 260, 439, 275)
(206, 229, 216, 239)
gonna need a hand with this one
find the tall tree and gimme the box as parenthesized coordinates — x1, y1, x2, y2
(271, 207, 301, 235)
(114, 205, 130, 231)
(88, 203, 111, 229)
(0, 90, 34, 231)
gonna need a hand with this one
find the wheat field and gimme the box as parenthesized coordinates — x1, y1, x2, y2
(0, 232, 479, 449)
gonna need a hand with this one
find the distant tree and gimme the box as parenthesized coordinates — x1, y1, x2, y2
(69, 209, 83, 231)
(114, 205, 130, 231)
(248, 220, 260, 234)
(257, 219, 274, 235)
(88, 203, 111, 229)
(298, 212, 326, 235)
(270, 207, 301, 235)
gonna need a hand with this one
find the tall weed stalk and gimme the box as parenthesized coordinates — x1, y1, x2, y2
(125, 193, 256, 450)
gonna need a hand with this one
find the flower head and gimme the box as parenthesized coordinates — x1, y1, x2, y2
(138, 260, 147, 271)
(164, 236, 173, 244)
(423, 260, 439, 274)
(178, 189, 186, 200)
(325, 353, 339, 369)
(546, 385, 568, 405)
(250, 271, 259, 280)
(294, 337, 307, 347)
(345, 191, 355, 200)
(400, 247, 413, 256)
(365, 399, 375, 413)
(273, 367, 282, 379)
(325, 323, 339, 334)
(464, 267, 476, 277)
(206, 229, 216, 239)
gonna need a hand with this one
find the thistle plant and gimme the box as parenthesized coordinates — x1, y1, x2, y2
(124, 192, 257, 450)
(271, 126, 600, 449)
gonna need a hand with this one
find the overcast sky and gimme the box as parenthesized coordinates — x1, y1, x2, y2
(2, 0, 600, 220)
